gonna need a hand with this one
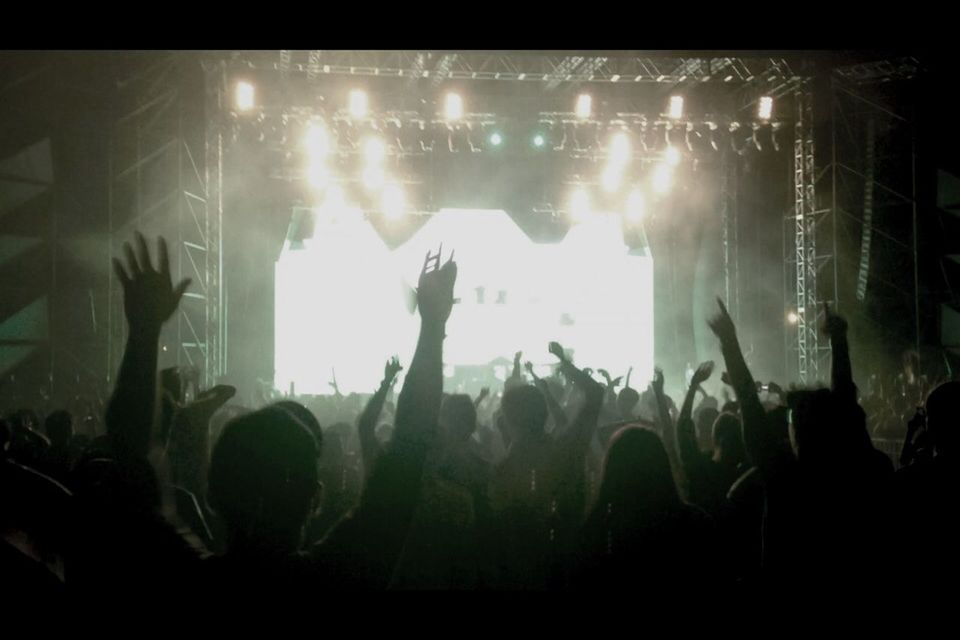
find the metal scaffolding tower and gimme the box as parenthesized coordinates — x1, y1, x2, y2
(107, 54, 225, 391)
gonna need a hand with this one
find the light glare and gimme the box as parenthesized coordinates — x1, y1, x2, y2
(235, 81, 255, 111)
(570, 187, 590, 221)
(575, 94, 592, 119)
(652, 164, 673, 194)
(444, 93, 464, 120)
(626, 189, 645, 221)
(382, 183, 405, 219)
(758, 96, 773, 120)
(609, 132, 631, 165)
(668, 95, 684, 120)
(304, 123, 331, 160)
(349, 89, 369, 118)
(363, 137, 387, 164)
(665, 145, 681, 166)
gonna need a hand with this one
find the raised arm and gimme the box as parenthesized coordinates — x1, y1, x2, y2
(357, 357, 402, 478)
(525, 361, 569, 433)
(549, 341, 604, 454)
(473, 386, 490, 410)
(707, 298, 772, 473)
(677, 362, 714, 468)
(313, 250, 457, 588)
(107, 234, 190, 461)
(168, 384, 235, 499)
(823, 303, 856, 405)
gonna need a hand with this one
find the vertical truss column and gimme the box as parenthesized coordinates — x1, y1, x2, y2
(177, 60, 225, 391)
(802, 88, 820, 382)
(206, 61, 226, 388)
(791, 88, 821, 384)
(721, 148, 740, 321)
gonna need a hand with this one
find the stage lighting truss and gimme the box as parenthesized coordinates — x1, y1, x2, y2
(234, 102, 783, 162)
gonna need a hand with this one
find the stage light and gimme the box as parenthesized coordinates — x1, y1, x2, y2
(382, 183, 405, 219)
(363, 137, 387, 164)
(533, 133, 545, 148)
(323, 184, 346, 211)
(576, 94, 592, 119)
(787, 310, 799, 325)
(235, 81, 255, 112)
(570, 187, 590, 221)
(626, 188, 645, 222)
(306, 164, 330, 190)
(665, 145, 681, 167)
(668, 95, 684, 120)
(758, 96, 773, 120)
(609, 131, 631, 165)
(489, 131, 503, 147)
(444, 93, 464, 120)
(362, 166, 386, 191)
(601, 165, 623, 193)
(652, 164, 673, 195)
(349, 89, 369, 119)
(304, 122, 331, 160)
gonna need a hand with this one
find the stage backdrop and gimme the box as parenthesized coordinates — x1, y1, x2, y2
(275, 208, 653, 395)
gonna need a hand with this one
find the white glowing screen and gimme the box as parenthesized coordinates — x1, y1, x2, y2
(275, 208, 653, 394)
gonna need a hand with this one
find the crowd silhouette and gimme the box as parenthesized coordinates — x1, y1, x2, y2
(1, 231, 957, 602)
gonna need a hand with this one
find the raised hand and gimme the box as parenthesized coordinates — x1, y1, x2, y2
(416, 248, 457, 326)
(691, 361, 715, 386)
(524, 361, 536, 376)
(478, 387, 490, 402)
(183, 384, 236, 422)
(384, 356, 403, 384)
(514, 351, 523, 365)
(548, 341, 567, 362)
(652, 367, 665, 395)
(329, 369, 341, 396)
(707, 297, 737, 346)
(821, 302, 848, 337)
(112, 233, 191, 334)
(721, 371, 733, 387)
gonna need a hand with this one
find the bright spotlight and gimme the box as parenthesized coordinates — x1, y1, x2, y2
(758, 96, 773, 120)
(570, 187, 590, 221)
(489, 131, 503, 147)
(444, 93, 464, 120)
(668, 95, 684, 120)
(532, 133, 546, 148)
(306, 164, 329, 190)
(601, 165, 623, 194)
(626, 189, 645, 222)
(363, 137, 387, 164)
(235, 81, 255, 112)
(362, 166, 386, 191)
(652, 164, 673, 195)
(304, 123, 331, 160)
(381, 183, 405, 219)
(787, 310, 799, 325)
(323, 184, 346, 211)
(575, 94, 592, 119)
(665, 145, 681, 167)
(609, 132, 631, 165)
(349, 89, 369, 119)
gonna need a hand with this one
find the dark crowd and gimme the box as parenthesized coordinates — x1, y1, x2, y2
(1, 233, 957, 604)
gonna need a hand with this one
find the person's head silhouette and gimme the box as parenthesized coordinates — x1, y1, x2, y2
(711, 412, 745, 465)
(439, 394, 477, 442)
(598, 426, 679, 514)
(501, 385, 548, 440)
(208, 406, 320, 555)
